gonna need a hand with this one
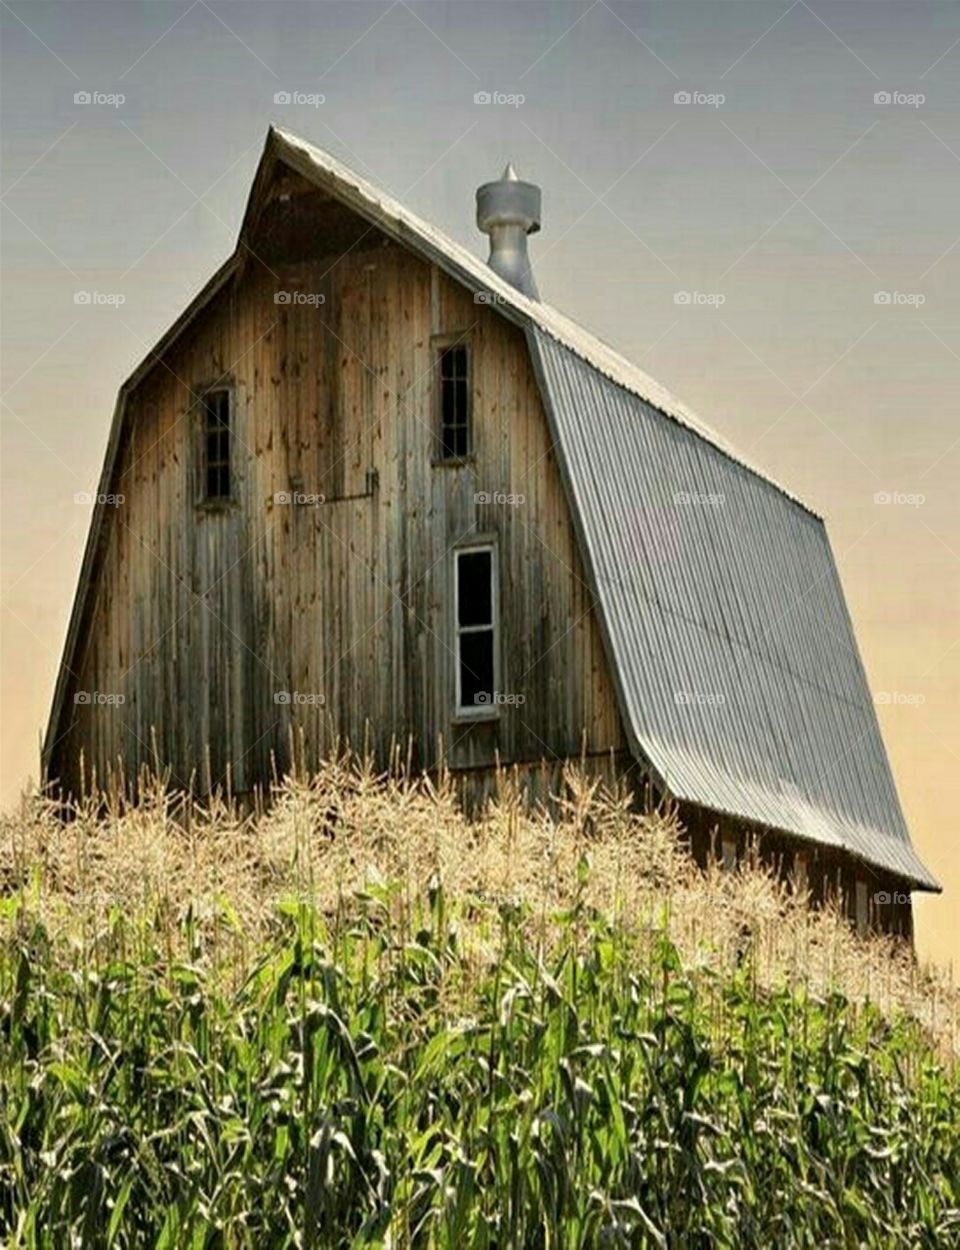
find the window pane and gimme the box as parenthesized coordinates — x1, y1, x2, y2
(204, 390, 229, 429)
(202, 390, 231, 499)
(442, 423, 468, 459)
(457, 551, 492, 626)
(460, 628, 494, 709)
(438, 346, 470, 459)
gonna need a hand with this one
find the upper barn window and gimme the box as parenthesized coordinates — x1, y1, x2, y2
(200, 388, 232, 502)
(437, 343, 471, 460)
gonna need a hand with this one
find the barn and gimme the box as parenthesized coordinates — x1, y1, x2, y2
(43, 126, 937, 936)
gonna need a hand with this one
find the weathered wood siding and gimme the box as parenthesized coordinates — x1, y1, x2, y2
(52, 178, 627, 797)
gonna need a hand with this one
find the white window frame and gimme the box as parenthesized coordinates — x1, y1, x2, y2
(453, 542, 499, 720)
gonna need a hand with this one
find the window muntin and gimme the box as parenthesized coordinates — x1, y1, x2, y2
(201, 388, 232, 501)
(438, 345, 470, 460)
(454, 545, 497, 714)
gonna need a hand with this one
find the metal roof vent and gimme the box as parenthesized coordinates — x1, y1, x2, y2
(476, 163, 541, 299)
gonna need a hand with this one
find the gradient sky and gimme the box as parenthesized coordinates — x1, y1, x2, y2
(1, 1, 958, 967)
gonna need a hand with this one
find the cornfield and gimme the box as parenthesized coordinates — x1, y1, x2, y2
(1, 759, 958, 1247)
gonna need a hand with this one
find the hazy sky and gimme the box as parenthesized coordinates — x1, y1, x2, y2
(1, 0, 957, 966)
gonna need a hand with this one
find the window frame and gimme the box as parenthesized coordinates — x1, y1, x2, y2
(196, 384, 235, 508)
(433, 334, 473, 464)
(452, 541, 499, 721)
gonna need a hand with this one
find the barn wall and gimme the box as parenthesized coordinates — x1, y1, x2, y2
(678, 802, 915, 939)
(52, 203, 627, 798)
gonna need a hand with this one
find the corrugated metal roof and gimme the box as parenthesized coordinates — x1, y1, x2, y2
(530, 330, 938, 891)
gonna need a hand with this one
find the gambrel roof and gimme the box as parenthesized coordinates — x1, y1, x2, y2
(45, 127, 937, 890)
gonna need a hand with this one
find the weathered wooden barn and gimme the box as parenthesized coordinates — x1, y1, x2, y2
(44, 126, 937, 934)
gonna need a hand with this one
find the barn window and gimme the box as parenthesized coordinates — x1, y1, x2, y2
(454, 545, 497, 714)
(201, 388, 232, 501)
(437, 344, 471, 460)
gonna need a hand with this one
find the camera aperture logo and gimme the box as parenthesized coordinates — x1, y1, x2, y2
(474, 490, 525, 507)
(873, 490, 925, 508)
(873, 291, 925, 307)
(874, 690, 925, 707)
(273, 90, 325, 108)
(274, 291, 326, 306)
(874, 91, 925, 109)
(74, 291, 125, 307)
(74, 90, 125, 108)
(473, 691, 525, 707)
(674, 290, 725, 307)
(473, 91, 525, 108)
(74, 491, 125, 507)
(674, 90, 725, 109)
(274, 491, 326, 506)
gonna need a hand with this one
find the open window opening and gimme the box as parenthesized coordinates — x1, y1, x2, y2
(201, 388, 232, 502)
(438, 344, 470, 460)
(455, 545, 497, 715)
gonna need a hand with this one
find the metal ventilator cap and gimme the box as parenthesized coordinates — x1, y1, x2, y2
(476, 163, 541, 299)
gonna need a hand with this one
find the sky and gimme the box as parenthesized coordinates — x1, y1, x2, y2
(1, 0, 958, 967)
